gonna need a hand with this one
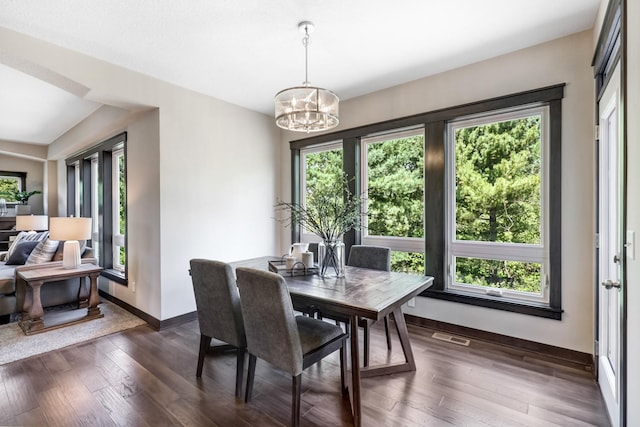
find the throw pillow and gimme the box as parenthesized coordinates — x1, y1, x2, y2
(52, 240, 87, 262)
(25, 239, 60, 265)
(5, 240, 40, 265)
(6, 231, 49, 260)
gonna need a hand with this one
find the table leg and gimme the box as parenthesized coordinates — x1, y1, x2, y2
(360, 307, 417, 378)
(349, 314, 361, 427)
(87, 272, 102, 317)
(19, 280, 44, 333)
(78, 276, 89, 308)
(391, 307, 416, 371)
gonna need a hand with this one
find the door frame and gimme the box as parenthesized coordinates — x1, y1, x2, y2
(592, 0, 627, 425)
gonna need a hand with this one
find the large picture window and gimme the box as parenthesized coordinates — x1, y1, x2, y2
(66, 132, 127, 285)
(289, 84, 563, 319)
(447, 106, 549, 303)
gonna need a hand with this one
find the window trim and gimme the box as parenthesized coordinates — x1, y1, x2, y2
(66, 132, 127, 285)
(289, 84, 564, 319)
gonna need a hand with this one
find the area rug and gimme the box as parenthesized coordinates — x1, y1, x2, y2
(0, 299, 146, 365)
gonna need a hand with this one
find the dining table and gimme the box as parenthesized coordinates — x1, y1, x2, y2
(229, 256, 434, 427)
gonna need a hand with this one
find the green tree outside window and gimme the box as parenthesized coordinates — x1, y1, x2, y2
(454, 116, 543, 292)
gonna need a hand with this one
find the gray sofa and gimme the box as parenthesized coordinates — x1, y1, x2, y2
(0, 247, 96, 323)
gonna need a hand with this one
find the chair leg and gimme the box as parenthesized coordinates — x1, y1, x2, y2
(339, 344, 347, 396)
(292, 374, 302, 427)
(363, 321, 370, 367)
(196, 335, 212, 377)
(235, 348, 245, 399)
(384, 315, 392, 350)
(245, 354, 257, 402)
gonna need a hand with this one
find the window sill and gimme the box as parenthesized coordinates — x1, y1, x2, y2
(422, 288, 563, 320)
(101, 269, 128, 286)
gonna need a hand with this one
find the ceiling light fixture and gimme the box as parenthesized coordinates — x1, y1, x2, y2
(275, 21, 339, 133)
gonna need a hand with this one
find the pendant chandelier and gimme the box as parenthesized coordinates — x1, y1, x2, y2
(275, 21, 339, 133)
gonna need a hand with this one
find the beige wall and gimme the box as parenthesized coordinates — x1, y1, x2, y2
(1, 26, 281, 322)
(280, 30, 596, 353)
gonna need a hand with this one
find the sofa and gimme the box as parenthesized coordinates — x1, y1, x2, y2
(0, 231, 96, 323)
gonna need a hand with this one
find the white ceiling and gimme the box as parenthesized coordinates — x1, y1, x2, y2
(0, 0, 601, 145)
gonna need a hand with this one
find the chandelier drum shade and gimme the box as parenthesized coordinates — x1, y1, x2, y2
(275, 21, 339, 133)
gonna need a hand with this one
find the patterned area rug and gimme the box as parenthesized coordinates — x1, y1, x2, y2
(0, 299, 145, 365)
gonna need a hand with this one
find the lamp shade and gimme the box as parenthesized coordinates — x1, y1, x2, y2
(49, 217, 92, 241)
(16, 215, 48, 231)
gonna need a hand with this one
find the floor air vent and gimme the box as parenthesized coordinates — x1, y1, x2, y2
(432, 332, 470, 347)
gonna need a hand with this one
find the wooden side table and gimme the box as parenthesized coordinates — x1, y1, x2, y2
(18, 264, 104, 335)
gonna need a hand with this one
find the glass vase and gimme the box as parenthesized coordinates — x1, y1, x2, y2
(317, 239, 345, 277)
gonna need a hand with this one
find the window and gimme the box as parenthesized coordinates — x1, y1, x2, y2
(361, 128, 425, 274)
(0, 172, 26, 203)
(112, 149, 126, 272)
(289, 84, 563, 319)
(447, 106, 549, 303)
(300, 142, 343, 242)
(66, 132, 127, 285)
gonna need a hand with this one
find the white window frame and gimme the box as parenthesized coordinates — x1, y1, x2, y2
(112, 149, 125, 272)
(446, 105, 550, 303)
(90, 156, 100, 262)
(299, 141, 343, 243)
(361, 127, 425, 254)
(73, 161, 81, 216)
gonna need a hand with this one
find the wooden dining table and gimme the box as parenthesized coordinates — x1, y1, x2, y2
(230, 256, 434, 427)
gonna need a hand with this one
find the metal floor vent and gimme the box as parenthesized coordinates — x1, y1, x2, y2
(432, 332, 471, 347)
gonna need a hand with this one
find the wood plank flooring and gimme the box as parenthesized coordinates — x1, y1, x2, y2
(0, 318, 610, 426)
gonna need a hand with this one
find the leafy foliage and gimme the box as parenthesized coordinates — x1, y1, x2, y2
(118, 155, 126, 266)
(292, 117, 543, 289)
(0, 187, 41, 204)
(276, 169, 364, 242)
(390, 251, 425, 274)
(367, 136, 424, 238)
(0, 178, 20, 202)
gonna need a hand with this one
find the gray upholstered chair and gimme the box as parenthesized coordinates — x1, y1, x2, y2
(189, 259, 247, 398)
(236, 267, 347, 427)
(347, 245, 392, 367)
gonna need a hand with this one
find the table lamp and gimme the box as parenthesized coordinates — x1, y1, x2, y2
(49, 217, 92, 269)
(16, 215, 49, 232)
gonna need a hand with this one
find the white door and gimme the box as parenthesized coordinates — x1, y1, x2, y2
(598, 63, 622, 427)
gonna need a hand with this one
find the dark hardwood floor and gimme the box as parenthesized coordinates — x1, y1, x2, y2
(0, 318, 610, 426)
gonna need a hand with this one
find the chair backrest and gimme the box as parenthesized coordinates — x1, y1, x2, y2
(189, 259, 246, 348)
(236, 267, 304, 376)
(347, 245, 391, 272)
